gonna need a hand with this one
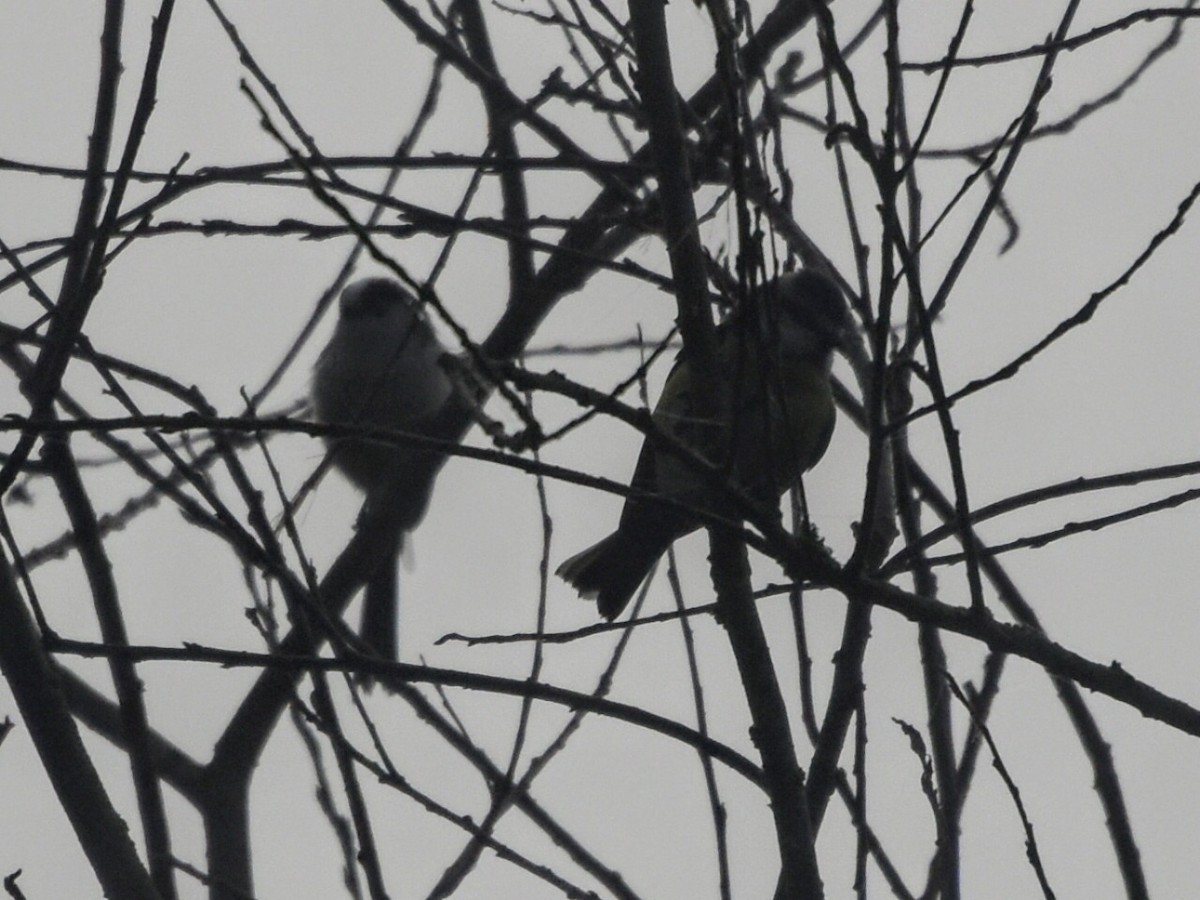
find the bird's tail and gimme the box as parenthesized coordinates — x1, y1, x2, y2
(361, 563, 399, 660)
(556, 531, 661, 621)
(357, 531, 404, 689)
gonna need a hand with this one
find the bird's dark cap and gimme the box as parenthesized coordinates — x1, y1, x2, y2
(774, 270, 854, 349)
(340, 277, 419, 320)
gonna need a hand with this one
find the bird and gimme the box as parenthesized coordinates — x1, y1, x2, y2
(311, 276, 452, 661)
(556, 270, 851, 621)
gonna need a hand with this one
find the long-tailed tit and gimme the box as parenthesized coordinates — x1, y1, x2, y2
(311, 276, 451, 660)
(556, 270, 853, 620)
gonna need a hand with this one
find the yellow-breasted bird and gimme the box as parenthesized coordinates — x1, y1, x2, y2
(556, 270, 851, 620)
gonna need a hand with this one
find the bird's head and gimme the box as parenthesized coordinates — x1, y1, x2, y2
(773, 270, 855, 353)
(755, 270, 856, 364)
(339, 277, 424, 330)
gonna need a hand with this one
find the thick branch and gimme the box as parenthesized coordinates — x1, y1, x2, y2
(0, 556, 159, 900)
(628, 3, 822, 898)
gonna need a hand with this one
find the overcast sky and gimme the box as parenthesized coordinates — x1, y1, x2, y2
(2, 2, 1200, 898)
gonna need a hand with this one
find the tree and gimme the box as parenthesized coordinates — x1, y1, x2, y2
(2, 1, 1199, 898)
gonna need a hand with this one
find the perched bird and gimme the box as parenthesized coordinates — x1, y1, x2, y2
(556, 270, 851, 620)
(311, 276, 452, 660)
